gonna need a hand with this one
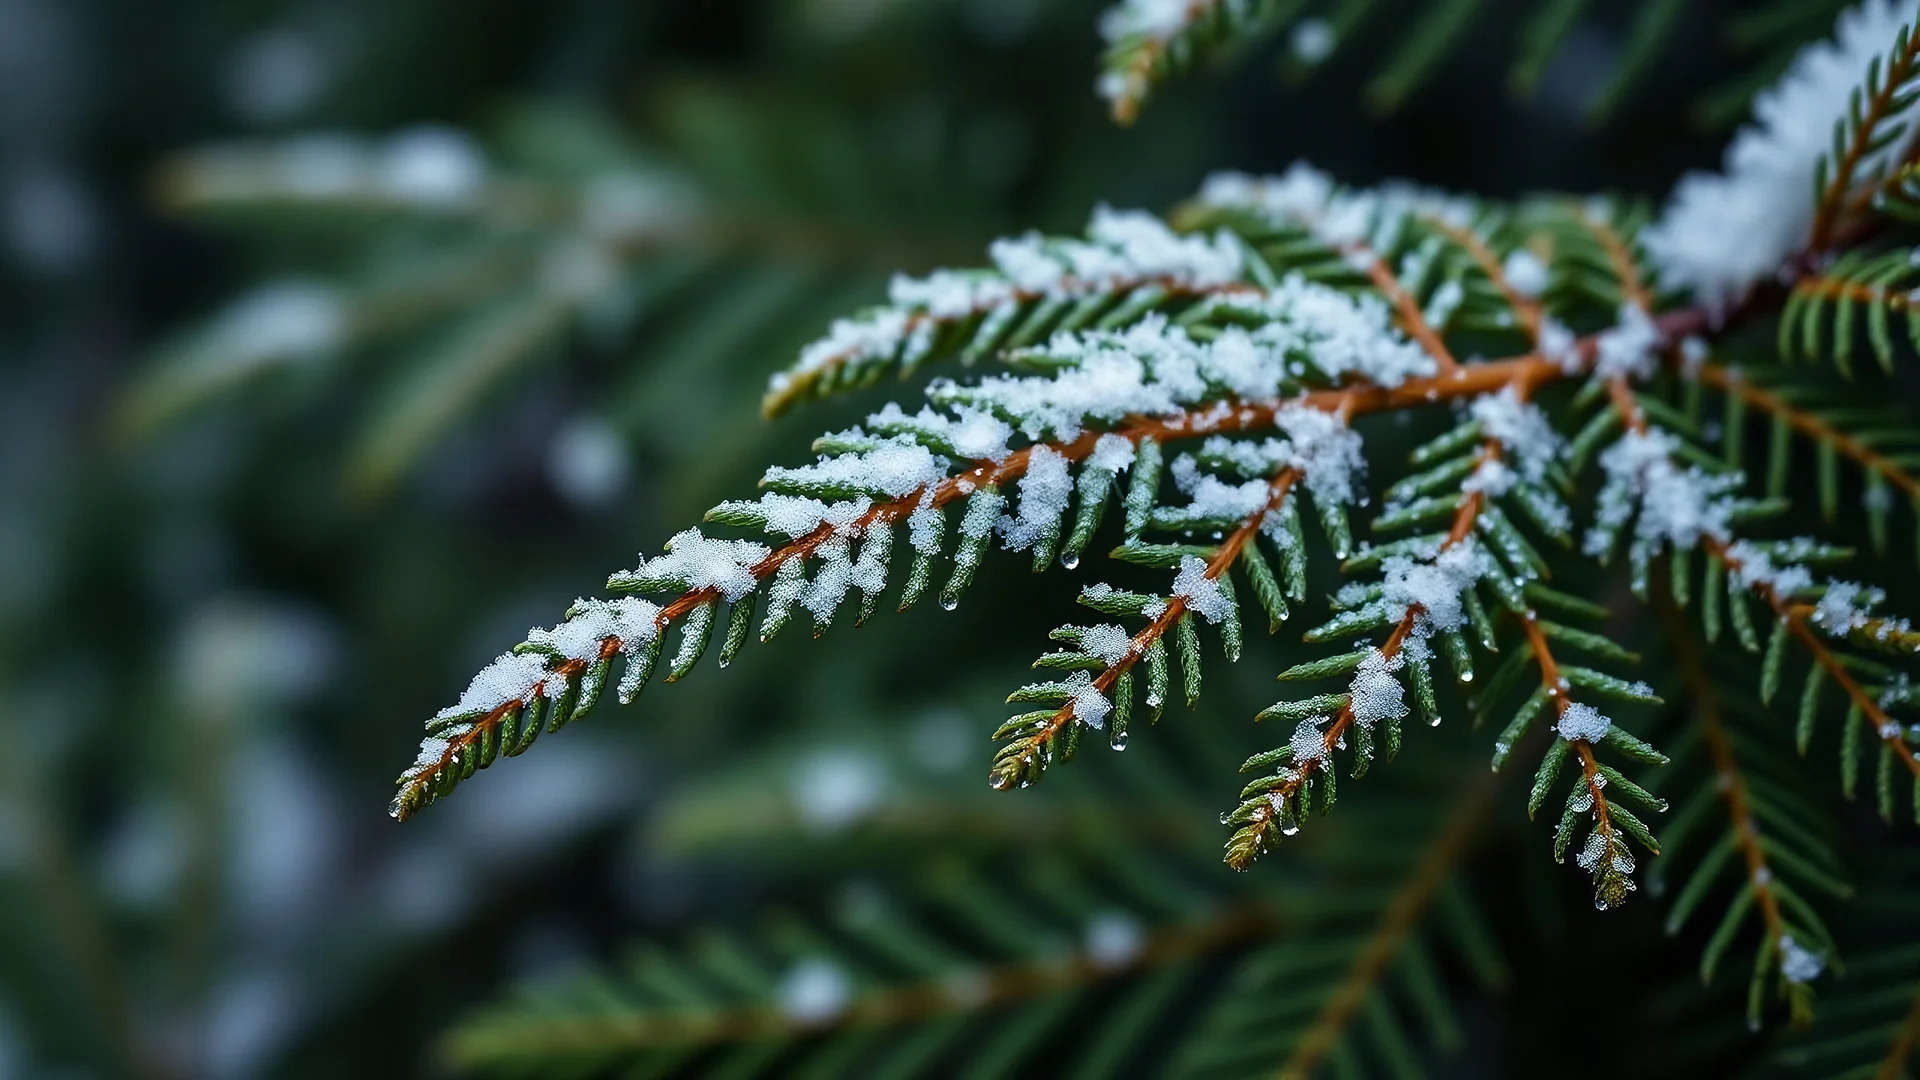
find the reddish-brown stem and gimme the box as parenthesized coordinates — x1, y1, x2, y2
(1361, 254, 1462, 374)
(1422, 215, 1544, 339)
(1231, 476, 1490, 864)
(1812, 30, 1920, 251)
(1000, 467, 1302, 771)
(1700, 535, 1920, 778)
(1519, 616, 1617, 846)
(1792, 275, 1920, 312)
(1881, 983, 1920, 1080)
(1689, 360, 1920, 500)
(448, 902, 1277, 1063)
(1673, 627, 1788, 947)
(398, 305, 1720, 819)
(1580, 210, 1651, 312)
(1067, 470, 1290, 722)
(1106, 1, 1219, 124)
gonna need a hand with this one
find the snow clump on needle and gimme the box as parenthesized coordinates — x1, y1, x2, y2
(1641, 1, 1916, 309)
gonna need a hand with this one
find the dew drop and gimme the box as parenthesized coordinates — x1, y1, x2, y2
(1459, 671, 1474, 683)
(718, 657, 731, 668)
(1061, 552, 1080, 569)
(1428, 715, 1443, 727)
(1281, 825, 1301, 836)
(941, 596, 959, 611)
(1110, 731, 1130, 751)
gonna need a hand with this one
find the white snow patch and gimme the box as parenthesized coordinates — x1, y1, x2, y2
(1000, 445, 1073, 551)
(1779, 935, 1825, 984)
(778, 958, 853, 1023)
(432, 652, 551, 723)
(791, 748, 887, 829)
(1347, 647, 1408, 730)
(1085, 912, 1145, 968)
(1642, 1, 1915, 308)
(1067, 670, 1114, 730)
(1503, 250, 1549, 298)
(1171, 555, 1230, 623)
(1081, 624, 1137, 665)
(1556, 702, 1612, 743)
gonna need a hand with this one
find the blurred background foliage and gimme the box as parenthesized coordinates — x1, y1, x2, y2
(0, 0, 1905, 1076)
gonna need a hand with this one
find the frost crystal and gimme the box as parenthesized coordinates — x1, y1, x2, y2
(1171, 555, 1230, 623)
(1591, 304, 1662, 382)
(1081, 624, 1137, 665)
(908, 494, 944, 553)
(527, 596, 662, 661)
(1778, 934, 1825, 984)
(1067, 671, 1114, 730)
(1642, 1, 1916, 308)
(1460, 458, 1515, 498)
(1380, 542, 1488, 633)
(1587, 428, 1737, 558)
(776, 204, 1247, 398)
(629, 529, 770, 601)
(1000, 445, 1074, 551)
(1274, 405, 1365, 508)
(1812, 579, 1884, 636)
(1538, 317, 1579, 372)
(1289, 718, 1329, 762)
(1724, 540, 1815, 600)
(433, 651, 551, 722)
(1466, 380, 1559, 476)
(764, 434, 950, 497)
(1347, 647, 1408, 730)
(1556, 702, 1612, 743)
(745, 495, 872, 540)
(1198, 161, 1477, 256)
(1088, 432, 1138, 473)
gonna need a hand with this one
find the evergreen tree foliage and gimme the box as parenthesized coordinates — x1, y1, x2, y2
(22, 1, 1920, 1077)
(285, 1, 1920, 1071)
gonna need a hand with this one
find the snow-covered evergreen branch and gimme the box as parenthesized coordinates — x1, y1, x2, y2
(400, 4, 1920, 925)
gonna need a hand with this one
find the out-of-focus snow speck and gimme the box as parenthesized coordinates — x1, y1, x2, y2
(227, 27, 328, 123)
(3, 164, 93, 274)
(230, 737, 339, 935)
(910, 708, 971, 773)
(98, 798, 189, 910)
(778, 957, 852, 1022)
(379, 126, 486, 206)
(202, 281, 346, 374)
(1085, 911, 1144, 969)
(1290, 19, 1335, 64)
(791, 747, 887, 829)
(547, 415, 631, 509)
(204, 968, 300, 1080)
(175, 597, 335, 713)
